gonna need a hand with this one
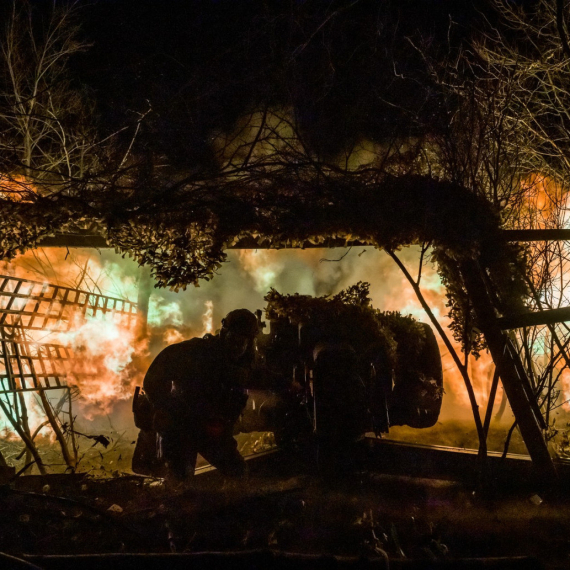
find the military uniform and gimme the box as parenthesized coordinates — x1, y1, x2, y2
(143, 334, 249, 480)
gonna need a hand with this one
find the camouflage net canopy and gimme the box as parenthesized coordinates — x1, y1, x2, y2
(265, 282, 398, 363)
(264, 282, 444, 425)
(264, 281, 431, 366)
(0, 172, 528, 355)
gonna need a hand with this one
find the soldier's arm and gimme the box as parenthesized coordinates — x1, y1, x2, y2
(142, 349, 175, 409)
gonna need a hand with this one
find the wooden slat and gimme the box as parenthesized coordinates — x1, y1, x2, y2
(503, 229, 570, 241)
(0, 385, 69, 394)
(0, 278, 133, 310)
(27, 282, 49, 330)
(32, 227, 570, 247)
(0, 275, 138, 333)
(0, 338, 15, 391)
(498, 307, 570, 330)
(0, 274, 138, 396)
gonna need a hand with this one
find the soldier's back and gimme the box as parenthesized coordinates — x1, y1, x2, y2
(143, 335, 222, 405)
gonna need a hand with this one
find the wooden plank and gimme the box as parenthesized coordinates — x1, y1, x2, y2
(498, 307, 570, 329)
(28, 281, 49, 329)
(1, 280, 22, 328)
(0, 278, 133, 308)
(34, 228, 570, 248)
(10, 341, 30, 390)
(35, 233, 372, 249)
(0, 275, 138, 396)
(36, 234, 110, 248)
(0, 339, 15, 391)
(460, 259, 557, 484)
(0, 385, 67, 394)
(503, 229, 570, 241)
(19, 340, 42, 389)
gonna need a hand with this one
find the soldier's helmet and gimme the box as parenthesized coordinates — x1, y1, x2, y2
(221, 309, 259, 337)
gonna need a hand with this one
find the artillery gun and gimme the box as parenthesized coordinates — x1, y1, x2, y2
(235, 290, 444, 455)
(132, 283, 444, 475)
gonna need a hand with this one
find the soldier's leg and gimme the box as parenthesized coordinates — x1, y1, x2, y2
(160, 428, 199, 480)
(198, 430, 246, 479)
(132, 429, 166, 477)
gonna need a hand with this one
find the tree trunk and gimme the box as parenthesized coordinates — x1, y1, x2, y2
(38, 388, 75, 469)
(136, 266, 153, 339)
(460, 259, 557, 486)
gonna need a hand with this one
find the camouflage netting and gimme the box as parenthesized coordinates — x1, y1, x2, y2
(265, 282, 399, 365)
(264, 282, 444, 427)
(264, 282, 428, 373)
(0, 172, 527, 355)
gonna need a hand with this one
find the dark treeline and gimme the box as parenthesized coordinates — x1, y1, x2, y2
(67, 0, 483, 170)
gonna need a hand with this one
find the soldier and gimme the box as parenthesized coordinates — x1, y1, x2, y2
(142, 309, 259, 483)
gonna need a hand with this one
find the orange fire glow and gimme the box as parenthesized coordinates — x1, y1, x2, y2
(379, 258, 498, 418)
(0, 174, 37, 202)
(0, 246, 513, 435)
(163, 328, 186, 345)
(49, 311, 147, 418)
(520, 173, 566, 228)
(0, 248, 147, 424)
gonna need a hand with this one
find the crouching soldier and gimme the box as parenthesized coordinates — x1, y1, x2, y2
(136, 309, 259, 483)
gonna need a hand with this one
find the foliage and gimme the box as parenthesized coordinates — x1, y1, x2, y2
(265, 281, 426, 370)
(0, 1, 532, 358)
(263, 282, 442, 414)
(0, 168, 528, 355)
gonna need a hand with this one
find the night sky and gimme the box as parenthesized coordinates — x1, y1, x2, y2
(52, 0, 487, 169)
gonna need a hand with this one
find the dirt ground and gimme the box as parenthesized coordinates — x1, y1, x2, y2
(2, 445, 570, 570)
(2, 422, 570, 569)
(0, 419, 532, 478)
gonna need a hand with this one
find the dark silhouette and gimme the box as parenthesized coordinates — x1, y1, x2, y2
(139, 309, 258, 482)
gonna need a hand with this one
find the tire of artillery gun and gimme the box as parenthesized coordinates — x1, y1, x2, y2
(388, 323, 443, 429)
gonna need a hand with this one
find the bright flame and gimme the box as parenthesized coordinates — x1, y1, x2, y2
(202, 300, 214, 335)
(48, 310, 145, 419)
(0, 390, 58, 441)
(0, 248, 150, 424)
(520, 173, 566, 228)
